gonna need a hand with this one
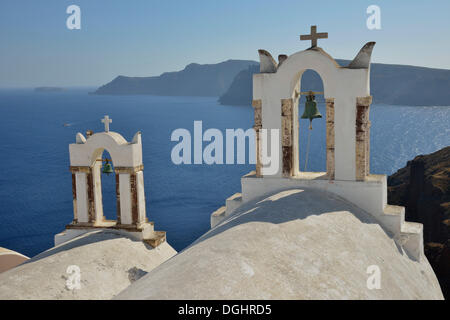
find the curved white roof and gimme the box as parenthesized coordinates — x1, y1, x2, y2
(117, 188, 443, 300)
(0, 230, 176, 299)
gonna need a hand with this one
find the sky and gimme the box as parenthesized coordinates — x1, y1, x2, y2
(1, 0, 449, 87)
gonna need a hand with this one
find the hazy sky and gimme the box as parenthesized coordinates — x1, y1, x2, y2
(1, 0, 449, 87)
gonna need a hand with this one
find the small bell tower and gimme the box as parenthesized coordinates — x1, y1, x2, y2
(212, 26, 425, 262)
(55, 116, 166, 248)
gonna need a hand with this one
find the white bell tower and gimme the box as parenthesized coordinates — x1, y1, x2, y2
(211, 26, 425, 262)
(55, 116, 166, 248)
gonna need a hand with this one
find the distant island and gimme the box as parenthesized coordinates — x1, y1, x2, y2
(94, 59, 450, 106)
(94, 60, 257, 97)
(34, 87, 65, 92)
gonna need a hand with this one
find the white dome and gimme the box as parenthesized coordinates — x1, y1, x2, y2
(0, 230, 176, 300)
(117, 188, 443, 299)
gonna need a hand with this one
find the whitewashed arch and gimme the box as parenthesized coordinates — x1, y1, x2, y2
(253, 46, 373, 180)
(69, 130, 146, 228)
(70, 131, 143, 168)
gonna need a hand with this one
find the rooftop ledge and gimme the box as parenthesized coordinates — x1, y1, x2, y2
(242, 171, 385, 183)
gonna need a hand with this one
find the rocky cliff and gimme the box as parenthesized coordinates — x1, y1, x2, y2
(219, 60, 450, 106)
(94, 60, 257, 97)
(94, 57, 450, 106)
(388, 146, 450, 298)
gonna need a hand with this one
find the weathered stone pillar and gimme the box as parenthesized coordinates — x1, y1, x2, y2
(326, 98, 335, 179)
(71, 173, 78, 223)
(281, 98, 293, 177)
(130, 172, 138, 225)
(135, 170, 147, 225)
(115, 165, 145, 226)
(86, 168, 95, 223)
(115, 169, 131, 225)
(252, 99, 262, 177)
(115, 174, 121, 224)
(355, 96, 372, 181)
(92, 161, 103, 223)
(366, 114, 371, 174)
(69, 166, 93, 224)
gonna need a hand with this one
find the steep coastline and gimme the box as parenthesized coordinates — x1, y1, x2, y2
(219, 60, 450, 106)
(94, 60, 257, 97)
(388, 146, 450, 298)
(94, 59, 450, 106)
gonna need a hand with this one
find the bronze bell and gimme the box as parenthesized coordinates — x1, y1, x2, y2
(102, 159, 113, 175)
(301, 91, 322, 129)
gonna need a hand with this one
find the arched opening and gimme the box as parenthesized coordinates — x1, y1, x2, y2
(90, 148, 118, 225)
(99, 150, 117, 221)
(295, 69, 326, 174)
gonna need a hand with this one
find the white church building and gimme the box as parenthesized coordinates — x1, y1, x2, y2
(0, 26, 444, 300)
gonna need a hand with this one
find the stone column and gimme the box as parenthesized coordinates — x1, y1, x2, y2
(326, 98, 335, 179)
(76, 171, 89, 223)
(130, 173, 138, 225)
(71, 173, 78, 223)
(281, 98, 293, 177)
(70, 166, 93, 224)
(366, 114, 371, 174)
(355, 96, 372, 181)
(86, 168, 95, 223)
(115, 174, 121, 224)
(115, 165, 145, 226)
(116, 170, 131, 225)
(292, 96, 300, 175)
(252, 100, 263, 177)
(92, 161, 104, 223)
(135, 170, 147, 225)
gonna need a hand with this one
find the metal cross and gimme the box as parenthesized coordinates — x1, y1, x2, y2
(300, 25, 328, 48)
(101, 115, 112, 132)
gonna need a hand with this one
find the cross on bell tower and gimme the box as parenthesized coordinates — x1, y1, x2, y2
(101, 115, 112, 132)
(300, 25, 328, 48)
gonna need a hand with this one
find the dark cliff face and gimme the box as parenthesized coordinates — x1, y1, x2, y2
(218, 65, 327, 106)
(388, 146, 450, 298)
(218, 65, 259, 106)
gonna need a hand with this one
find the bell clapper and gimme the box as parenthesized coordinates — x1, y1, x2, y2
(305, 123, 312, 171)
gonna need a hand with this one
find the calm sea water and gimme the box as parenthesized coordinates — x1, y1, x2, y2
(0, 88, 449, 257)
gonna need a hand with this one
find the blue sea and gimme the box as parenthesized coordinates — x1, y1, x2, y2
(0, 88, 449, 258)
